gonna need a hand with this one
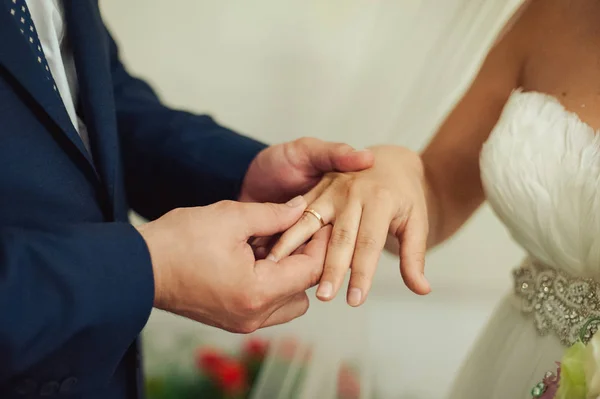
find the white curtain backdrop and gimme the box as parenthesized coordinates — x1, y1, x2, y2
(102, 1, 526, 397)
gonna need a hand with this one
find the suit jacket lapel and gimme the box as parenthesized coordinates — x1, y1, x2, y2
(0, 1, 95, 168)
(64, 0, 118, 212)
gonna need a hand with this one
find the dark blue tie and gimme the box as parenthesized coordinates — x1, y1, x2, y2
(5, 0, 59, 93)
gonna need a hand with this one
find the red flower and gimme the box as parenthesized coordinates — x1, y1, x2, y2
(195, 347, 226, 373)
(242, 337, 270, 361)
(214, 359, 248, 395)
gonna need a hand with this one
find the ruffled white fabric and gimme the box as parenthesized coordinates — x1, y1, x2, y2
(449, 90, 600, 398)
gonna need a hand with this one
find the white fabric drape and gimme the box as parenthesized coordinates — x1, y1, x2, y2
(244, 3, 527, 396)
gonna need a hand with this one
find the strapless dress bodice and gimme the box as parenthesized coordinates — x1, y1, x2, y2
(480, 90, 600, 280)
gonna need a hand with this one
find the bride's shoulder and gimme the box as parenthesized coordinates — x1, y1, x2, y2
(499, 0, 600, 54)
(516, 0, 600, 124)
(515, 0, 600, 43)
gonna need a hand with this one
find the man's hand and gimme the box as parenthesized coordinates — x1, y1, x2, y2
(136, 196, 332, 333)
(239, 138, 374, 204)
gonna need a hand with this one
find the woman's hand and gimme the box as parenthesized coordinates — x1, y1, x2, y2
(266, 145, 431, 306)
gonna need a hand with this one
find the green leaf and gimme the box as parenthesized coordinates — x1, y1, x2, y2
(556, 341, 587, 399)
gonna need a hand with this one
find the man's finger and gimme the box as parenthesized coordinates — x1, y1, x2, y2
(398, 210, 430, 295)
(239, 196, 307, 238)
(291, 243, 308, 256)
(330, 148, 374, 173)
(256, 225, 332, 300)
(259, 292, 310, 328)
(296, 139, 374, 174)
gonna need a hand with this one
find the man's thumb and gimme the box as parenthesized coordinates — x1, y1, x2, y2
(241, 196, 307, 237)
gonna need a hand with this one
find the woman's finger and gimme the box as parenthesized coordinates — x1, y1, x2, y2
(315, 200, 362, 302)
(345, 199, 393, 306)
(249, 179, 330, 257)
(302, 177, 330, 205)
(267, 198, 334, 262)
(398, 208, 430, 295)
(260, 226, 333, 327)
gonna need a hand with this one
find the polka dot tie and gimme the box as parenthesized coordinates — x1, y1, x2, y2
(5, 0, 58, 93)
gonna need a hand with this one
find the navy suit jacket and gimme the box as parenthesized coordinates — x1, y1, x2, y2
(0, 1, 266, 398)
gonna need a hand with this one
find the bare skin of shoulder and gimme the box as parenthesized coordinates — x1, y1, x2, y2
(421, 0, 600, 248)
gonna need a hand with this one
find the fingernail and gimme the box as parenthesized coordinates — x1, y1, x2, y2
(347, 288, 362, 306)
(352, 148, 371, 153)
(266, 253, 278, 262)
(286, 195, 304, 207)
(316, 281, 333, 299)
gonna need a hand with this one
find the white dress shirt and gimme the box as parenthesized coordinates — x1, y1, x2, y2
(26, 0, 91, 152)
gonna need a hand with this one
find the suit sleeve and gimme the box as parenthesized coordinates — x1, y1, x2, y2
(106, 29, 267, 221)
(0, 222, 153, 383)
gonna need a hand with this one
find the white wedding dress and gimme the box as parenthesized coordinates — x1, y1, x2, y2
(448, 89, 600, 398)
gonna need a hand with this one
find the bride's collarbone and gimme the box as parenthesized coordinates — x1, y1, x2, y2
(520, 54, 600, 131)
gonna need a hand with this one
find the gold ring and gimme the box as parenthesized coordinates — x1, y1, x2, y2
(304, 208, 325, 226)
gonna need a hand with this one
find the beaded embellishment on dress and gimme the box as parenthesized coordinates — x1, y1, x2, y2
(513, 258, 600, 347)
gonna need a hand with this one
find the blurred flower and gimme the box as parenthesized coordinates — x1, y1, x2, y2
(585, 331, 600, 398)
(556, 341, 587, 399)
(195, 347, 226, 373)
(214, 359, 248, 395)
(242, 337, 269, 361)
